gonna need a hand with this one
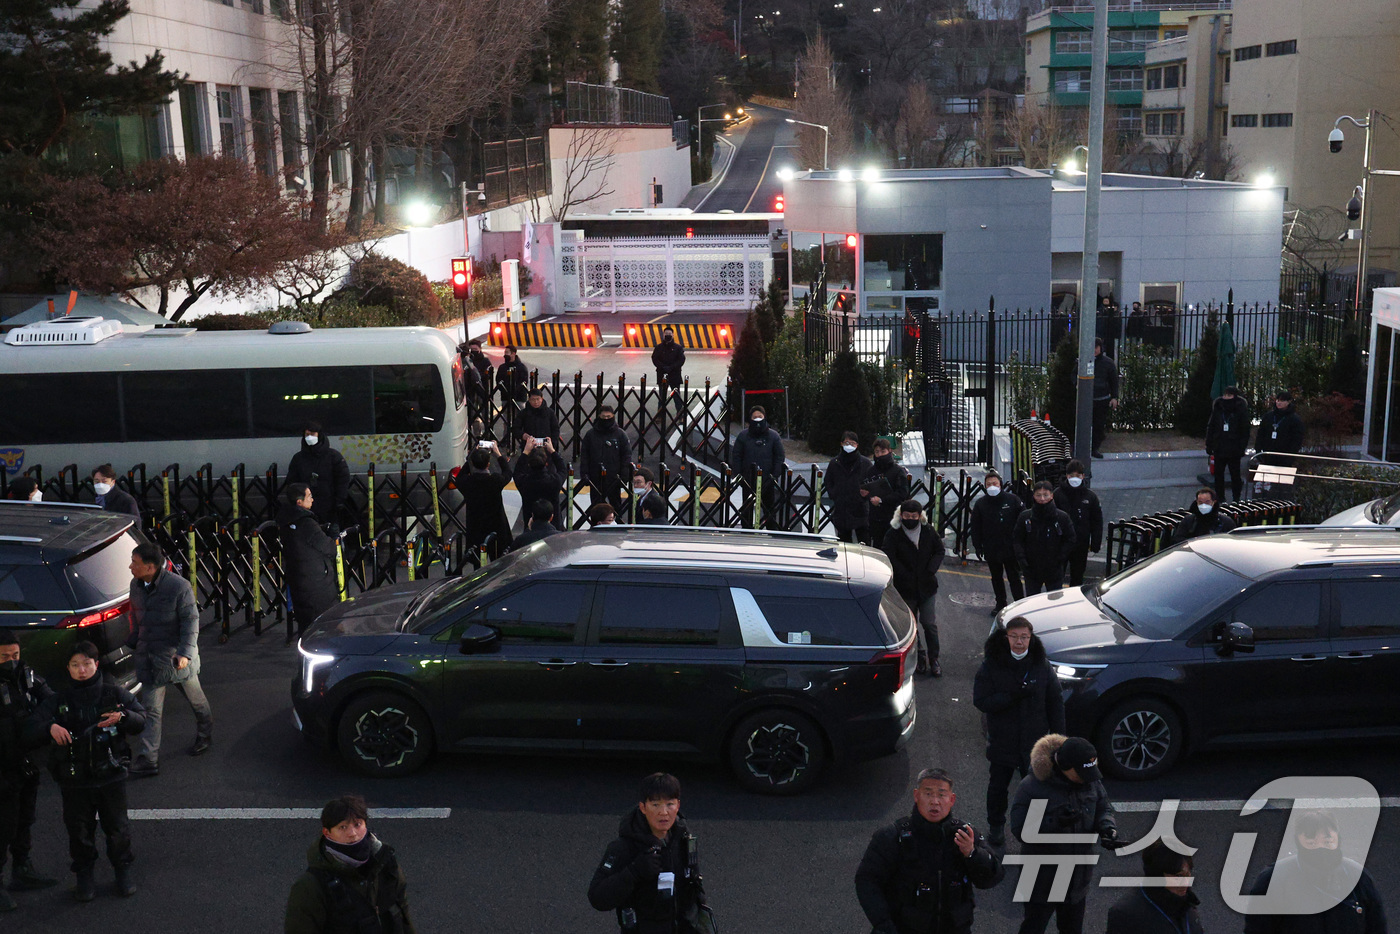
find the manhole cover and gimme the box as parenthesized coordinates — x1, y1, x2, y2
(948, 591, 998, 609)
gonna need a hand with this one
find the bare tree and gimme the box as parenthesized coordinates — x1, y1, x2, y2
(897, 82, 937, 167)
(1139, 134, 1242, 181)
(547, 125, 623, 221)
(1283, 205, 1349, 275)
(794, 32, 855, 170)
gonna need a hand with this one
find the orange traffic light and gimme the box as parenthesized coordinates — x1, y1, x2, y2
(845, 234, 857, 249)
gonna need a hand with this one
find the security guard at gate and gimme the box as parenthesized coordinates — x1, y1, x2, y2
(855, 768, 1004, 934)
(0, 630, 58, 907)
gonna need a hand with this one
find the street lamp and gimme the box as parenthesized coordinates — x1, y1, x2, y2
(785, 117, 829, 170)
(1062, 144, 1089, 175)
(1329, 111, 1400, 310)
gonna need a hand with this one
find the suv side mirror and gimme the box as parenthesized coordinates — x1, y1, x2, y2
(459, 623, 501, 655)
(1218, 621, 1255, 655)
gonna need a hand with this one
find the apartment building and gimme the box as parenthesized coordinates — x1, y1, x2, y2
(1139, 13, 1230, 161)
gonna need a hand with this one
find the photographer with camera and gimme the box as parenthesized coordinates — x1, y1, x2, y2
(1009, 735, 1119, 934)
(32, 642, 146, 902)
(856, 767, 1004, 934)
(588, 773, 711, 934)
(0, 630, 58, 907)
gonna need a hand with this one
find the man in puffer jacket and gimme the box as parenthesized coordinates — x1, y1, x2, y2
(1008, 734, 1119, 934)
(1205, 385, 1252, 502)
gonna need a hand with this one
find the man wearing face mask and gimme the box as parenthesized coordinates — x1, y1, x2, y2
(651, 327, 686, 405)
(630, 467, 667, 525)
(286, 421, 350, 527)
(730, 406, 786, 529)
(7, 478, 41, 503)
(861, 438, 910, 535)
(970, 470, 1025, 614)
(1013, 483, 1076, 596)
(1243, 809, 1386, 934)
(973, 618, 1063, 848)
(495, 345, 530, 405)
(1106, 840, 1201, 934)
(882, 500, 945, 677)
(581, 405, 633, 513)
(1052, 461, 1102, 588)
(91, 465, 140, 520)
(825, 431, 873, 544)
(0, 630, 58, 907)
(513, 437, 566, 532)
(1173, 488, 1236, 541)
(285, 794, 416, 934)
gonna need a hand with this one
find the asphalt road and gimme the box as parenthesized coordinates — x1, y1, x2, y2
(698, 106, 796, 214)
(15, 567, 1400, 932)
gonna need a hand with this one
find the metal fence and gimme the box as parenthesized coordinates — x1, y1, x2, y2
(480, 134, 550, 211)
(1103, 500, 1305, 575)
(563, 82, 673, 127)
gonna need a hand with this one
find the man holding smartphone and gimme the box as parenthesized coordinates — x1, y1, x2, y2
(856, 768, 1004, 934)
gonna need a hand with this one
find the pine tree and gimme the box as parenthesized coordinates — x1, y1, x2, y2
(1045, 332, 1079, 438)
(727, 311, 769, 418)
(1176, 313, 1219, 436)
(611, 0, 665, 92)
(1327, 323, 1366, 402)
(810, 350, 875, 455)
(546, 0, 611, 85)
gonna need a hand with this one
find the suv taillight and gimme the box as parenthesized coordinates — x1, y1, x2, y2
(59, 600, 130, 630)
(870, 642, 913, 691)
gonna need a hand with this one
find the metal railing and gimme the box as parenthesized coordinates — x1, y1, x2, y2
(1104, 500, 1303, 576)
(563, 82, 673, 127)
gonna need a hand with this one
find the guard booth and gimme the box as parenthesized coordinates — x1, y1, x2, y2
(1365, 287, 1400, 462)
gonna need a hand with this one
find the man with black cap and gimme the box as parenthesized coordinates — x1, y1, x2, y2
(970, 470, 1025, 614)
(1008, 733, 1119, 934)
(1013, 482, 1077, 596)
(730, 406, 786, 529)
(855, 767, 1005, 934)
(286, 422, 351, 527)
(1255, 389, 1305, 484)
(1205, 384, 1252, 502)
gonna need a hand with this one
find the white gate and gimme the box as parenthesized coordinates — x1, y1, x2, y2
(559, 234, 771, 313)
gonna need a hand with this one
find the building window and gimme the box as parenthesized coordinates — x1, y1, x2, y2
(178, 83, 209, 156)
(1161, 29, 1187, 40)
(1146, 67, 1162, 91)
(1108, 29, 1159, 51)
(862, 234, 943, 291)
(1106, 67, 1143, 91)
(1224, 57, 1231, 83)
(1221, 109, 1229, 136)
(215, 85, 244, 158)
(1144, 111, 1184, 137)
(1054, 70, 1092, 92)
(1266, 39, 1297, 56)
(1055, 31, 1091, 54)
(1117, 108, 1142, 133)
(1262, 112, 1294, 128)
(944, 97, 978, 114)
(1234, 45, 1262, 61)
(1231, 113, 1258, 128)
(1164, 64, 1184, 88)
(248, 89, 277, 177)
(329, 95, 346, 185)
(278, 91, 302, 188)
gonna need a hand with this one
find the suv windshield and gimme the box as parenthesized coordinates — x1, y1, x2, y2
(1096, 548, 1248, 639)
(408, 548, 549, 629)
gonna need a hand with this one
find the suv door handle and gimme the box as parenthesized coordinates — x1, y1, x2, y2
(589, 660, 629, 668)
(536, 659, 578, 669)
(1337, 653, 1374, 660)
(1290, 655, 1324, 662)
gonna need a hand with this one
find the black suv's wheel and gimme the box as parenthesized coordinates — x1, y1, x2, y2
(727, 709, 828, 795)
(1097, 697, 1183, 781)
(336, 691, 434, 778)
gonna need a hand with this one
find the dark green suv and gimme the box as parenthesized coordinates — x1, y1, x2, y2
(0, 502, 139, 688)
(292, 527, 918, 794)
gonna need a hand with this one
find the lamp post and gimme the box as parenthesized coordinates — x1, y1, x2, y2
(1329, 111, 1400, 311)
(1062, 144, 1090, 175)
(1074, 0, 1108, 468)
(785, 117, 829, 170)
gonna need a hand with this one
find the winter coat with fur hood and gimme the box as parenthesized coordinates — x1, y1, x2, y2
(1008, 734, 1116, 905)
(973, 631, 1065, 770)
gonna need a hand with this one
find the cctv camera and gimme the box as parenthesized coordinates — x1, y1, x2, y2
(1329, 127, 1344, 153)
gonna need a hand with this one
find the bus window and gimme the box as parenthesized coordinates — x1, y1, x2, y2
(373, 365, 446, 433)
(124, 369, 250, 440)
(249, 367, 373, 437)
(1, 373, 121, 445)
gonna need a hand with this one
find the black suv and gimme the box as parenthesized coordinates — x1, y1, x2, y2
(292, 528, 917, 794)
(994, 527, 1400, 780)
(0, 502, 139, 688)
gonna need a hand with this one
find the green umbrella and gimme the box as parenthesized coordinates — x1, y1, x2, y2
(1211, 318, 1236, 399)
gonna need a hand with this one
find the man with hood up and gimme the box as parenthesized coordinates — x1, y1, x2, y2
(973, 618, 1065, 848)
(730, 406, 786, 529)
(589, 773, 709, 934)
(1106, 840, 1202, 934)
(1009, 734, 1120, 934)
(581, 405, 634, 514)
(285, 794, 415, 934)
(1013, 482, 1077, 596)
(855, 767, 1005, 934)
(1243, 809, 1386, 934)
(286, 421, 351, 527)
(1052, 461, 1102, 588)
(1205, 384, 1252, 502)
(651, 327, 687, 400)
(1174, 488, 1237, 542)
(277, 483, 341, 632)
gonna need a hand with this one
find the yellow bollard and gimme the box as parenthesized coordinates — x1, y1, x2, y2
(367, 467, 376, 535)
(162, 472, 171, 519)
(430, 464, 442, 539)
(753, 471, 763, 529)
(406, 540, 416, 582)
(251, 535, 261, 615)
(335, 537, 347, 601)
(186, 530, 197, 602)
(231, 475, 241, 540)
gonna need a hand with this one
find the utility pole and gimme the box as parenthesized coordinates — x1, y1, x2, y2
(1074, 0, 1108, 467)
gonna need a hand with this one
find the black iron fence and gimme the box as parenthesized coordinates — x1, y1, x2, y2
(563, 81, 673, 126)
(1103, 500, 1304, 575)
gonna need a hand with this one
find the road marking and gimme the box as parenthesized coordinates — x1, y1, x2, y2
(129, 807, 451, 820)
(694, 134, 739, 212)
(646, 313, 669, 324)
(1114, 798, 1400, 813)
(742, 142, 780, 213)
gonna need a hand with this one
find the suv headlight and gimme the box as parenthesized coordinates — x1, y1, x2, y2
(1052, 662, 1107, 683)
(297, 639, 335, 694)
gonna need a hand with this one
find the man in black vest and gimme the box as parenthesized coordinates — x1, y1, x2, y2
(856, 767, 1004, 934)
(0, 631, 58, 906)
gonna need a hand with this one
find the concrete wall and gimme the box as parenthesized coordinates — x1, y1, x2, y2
(548, 126, 691, 218)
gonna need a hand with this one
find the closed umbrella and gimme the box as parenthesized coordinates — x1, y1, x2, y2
(1211, 318, 1236, 400)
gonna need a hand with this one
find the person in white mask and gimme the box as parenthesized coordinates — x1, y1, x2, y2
(91, 464, 141, 520)
(1052, 460, 1103, 588)
(972, 617, 1064, 848)
(9, 478, 42, 502)
(1174, 488, 1236, 541)
(285, 420, 350, 527)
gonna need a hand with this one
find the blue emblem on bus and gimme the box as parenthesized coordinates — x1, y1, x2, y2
(0, 449, 23, 473)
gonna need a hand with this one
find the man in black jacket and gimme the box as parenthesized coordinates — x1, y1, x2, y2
(465, 338, 492, 383)
(825, 431, 873, 544)
(278, 484, 341, 634)
(513, 500, 561, 551)
(457, 443, 513, 559)
(1013, 483, 1076, 596)
(1106, 840, 1201, 934)
(1243, 809, 1387, 934)
(588, 773, 708, 934)
(1091, 339, 1119, 459)
(651, 327, 686, 403)
(515, 387, 562, 453)
(882, 500, 946, 677)
(286, 422, 351, 527)
(581, 405, 633, 513)
(1174, 488, 1237, 542)
(855, 767, 1005, 934)
(0, 631, 57, 906)
(513, 438, 567, 531)
(1206, 385, 1252, 502)
(862, 439, 910, 535)
(1256, 389, 1305, 470)
(729, 406, 786, 529)
(1052, 461, 1102, 588)
(33, 642, 146, 901)
(970, 471, 1024, 613)
(973, 619, 1064, 848)
(91, 465, 140, 521)
(495, 345, 530, 404)
(1009, 734, 1119, 934)
(629, 467, 667, 525)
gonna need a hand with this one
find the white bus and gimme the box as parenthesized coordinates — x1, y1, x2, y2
(0, 318, 469, 478)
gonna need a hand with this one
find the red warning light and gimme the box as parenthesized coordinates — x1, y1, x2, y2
(773, 195, 785, 213)
(718, 326, 729, 336)
(627, 326, 637, 335)
(492, 325, 503, 335)
(845, 234, 857, 249)
(685, 227, 694, 239)
(583, 326, 592, 335)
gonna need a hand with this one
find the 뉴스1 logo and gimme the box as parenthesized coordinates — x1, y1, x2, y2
(0, 449, 24, 472)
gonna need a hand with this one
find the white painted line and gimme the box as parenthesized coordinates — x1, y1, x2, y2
(129, 807, 451, 820)
(1114, 798, 1400, 813)
(694, 134, 739, 211)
